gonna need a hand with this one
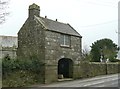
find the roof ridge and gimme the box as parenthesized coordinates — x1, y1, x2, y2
(35, 16, 81, 37)
(40, 16, 67, 25)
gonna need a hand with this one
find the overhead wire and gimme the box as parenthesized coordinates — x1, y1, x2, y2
(77, 0, 118, 28)
(79, 20, 117, 28)
(81, 0, 118, 8)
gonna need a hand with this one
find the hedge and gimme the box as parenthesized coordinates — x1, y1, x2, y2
(2, 58, 45, 87)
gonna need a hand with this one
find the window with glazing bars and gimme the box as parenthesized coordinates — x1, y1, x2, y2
(60, 34, 70, 47)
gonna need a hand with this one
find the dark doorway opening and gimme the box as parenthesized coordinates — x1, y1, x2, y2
(58, 58, 73, 78)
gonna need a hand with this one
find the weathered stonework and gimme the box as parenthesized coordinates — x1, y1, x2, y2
(0, 36, 17, 59)
(17, 3, 82, 83)
(44, 30, 82, 83)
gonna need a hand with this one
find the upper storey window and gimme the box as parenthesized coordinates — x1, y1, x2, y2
(60, 34, 70, 47)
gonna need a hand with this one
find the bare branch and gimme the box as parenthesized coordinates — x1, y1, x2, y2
(0, 0, 9, 24)
(0, 1, 7, 5)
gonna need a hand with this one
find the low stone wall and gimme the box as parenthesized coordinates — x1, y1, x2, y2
(73, 62, 119, 79)
(107, 62, 119, 74)
(89, 62, 107, 77)
(90, 62, 119, 75)
(2, 61, 120, 87)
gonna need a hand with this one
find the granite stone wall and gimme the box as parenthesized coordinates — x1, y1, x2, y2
(44, 30, 82, 83)
(17, 18, 46, 83)
(73, 62, 119, 79)
(45, 30, 82, 64)
(0, 36, 17, 59)
(17, 19, 45, 61)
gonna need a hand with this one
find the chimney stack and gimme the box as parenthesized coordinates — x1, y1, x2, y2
(29, 3, 40, 19)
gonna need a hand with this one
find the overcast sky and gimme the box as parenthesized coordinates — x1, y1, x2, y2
(0, 0, 119, 50)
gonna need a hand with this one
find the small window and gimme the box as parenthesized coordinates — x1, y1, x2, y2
(60, 34, 70, 47)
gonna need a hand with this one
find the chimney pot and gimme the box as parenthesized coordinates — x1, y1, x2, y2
(45, 16, 47, 18)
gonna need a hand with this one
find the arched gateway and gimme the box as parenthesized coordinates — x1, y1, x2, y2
(58, 58, 73, 78)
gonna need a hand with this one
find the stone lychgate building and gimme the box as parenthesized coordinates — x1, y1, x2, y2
(17, 3, 82, 83)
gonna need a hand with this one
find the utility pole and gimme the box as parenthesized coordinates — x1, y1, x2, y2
(117, 31, 120, 59)
(118, 1, 120, 60)
(117, 30, 120, 60)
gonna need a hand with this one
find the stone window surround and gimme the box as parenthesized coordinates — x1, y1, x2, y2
(60, 34, 71, 47)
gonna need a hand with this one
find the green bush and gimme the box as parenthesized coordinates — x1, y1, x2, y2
(2, 58, 45, 87)
(2, 70, 36, 87)
(2, 58, 44, 75)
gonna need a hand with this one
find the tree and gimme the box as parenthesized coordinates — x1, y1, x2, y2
(90, 38, 119, 62)
(82, 46, 91, 62)
(0, 0, 9, 24)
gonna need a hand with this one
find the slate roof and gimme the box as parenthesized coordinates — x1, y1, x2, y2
(35, 16, 82, 37)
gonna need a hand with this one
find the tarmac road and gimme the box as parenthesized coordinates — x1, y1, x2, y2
(32, 73, 120, 88)
(2, 74, 120, 89)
